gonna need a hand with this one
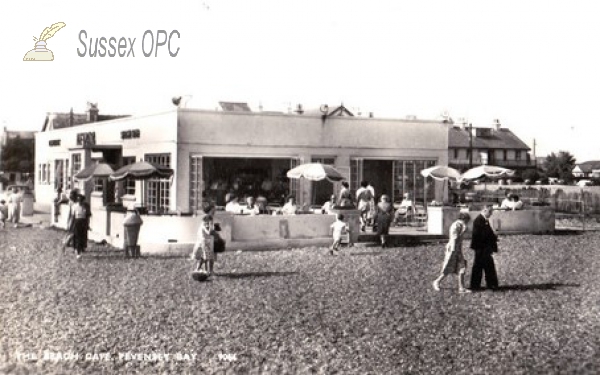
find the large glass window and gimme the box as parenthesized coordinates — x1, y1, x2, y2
(202, 157, 294, 207)
(145, 153, 171, 213)
(392, 160, 437, 205)
(190, 155, 203, 212)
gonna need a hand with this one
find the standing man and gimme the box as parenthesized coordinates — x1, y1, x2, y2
(8, 187, 22, 228)
(356, 181, 373, 232)
(470, 206, 499, 290)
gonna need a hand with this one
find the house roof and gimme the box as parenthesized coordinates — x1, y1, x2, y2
(448, 126, 531, 150)
(4, 130, 36, 140)
(42, 112, 129, 132)
(219, 102, 251, 112)
(574, 160, 600, 173)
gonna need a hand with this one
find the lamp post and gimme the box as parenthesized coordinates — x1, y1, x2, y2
(468, 123, 473, 169)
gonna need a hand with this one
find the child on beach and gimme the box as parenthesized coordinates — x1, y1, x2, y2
(330, 213, 351, 255)
(0, 200, 7, 228)
(192, 215, 215, 275)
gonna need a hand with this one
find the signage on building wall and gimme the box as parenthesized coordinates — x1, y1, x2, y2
(76, 132, 96, 146)
(49, 139, 61, 146)
(121, 129, 141, 139)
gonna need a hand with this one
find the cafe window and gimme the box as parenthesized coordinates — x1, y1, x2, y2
(190, 155, 203, 212)
(145, 153, 171, 213)
(72, 154, 82, 175)
(516, 150, 522, 160)
(312, 157, 335, 165)
(93, 178, 103, 192)
(393, 159, 437, 204)
(122, 157, 136, 195)
(202, 157, 295, 207)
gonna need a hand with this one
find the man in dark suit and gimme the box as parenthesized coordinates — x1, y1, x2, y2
(470, 206, 499, 290)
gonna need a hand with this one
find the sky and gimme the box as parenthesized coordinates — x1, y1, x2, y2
(1, 0, 599, 161)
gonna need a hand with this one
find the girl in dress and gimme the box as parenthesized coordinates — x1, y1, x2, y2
(193, 215, 215, 275)
(433, 212, 471, 293)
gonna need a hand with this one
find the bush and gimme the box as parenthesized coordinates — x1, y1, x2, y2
(521, 169, 540, 184)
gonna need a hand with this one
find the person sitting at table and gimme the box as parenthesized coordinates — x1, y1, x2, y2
(281, 196, 298, 215)
(511, 195, 524, 210)
(241, 196, 260, 215)
(256, 195, 269, 215)
(500, 192, 513, 210)
(321, 194, 336, 214)
(225, 195, 241, 214)
(394, 192, 415, 226)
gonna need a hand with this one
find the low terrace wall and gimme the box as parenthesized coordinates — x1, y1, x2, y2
(427, 206, 555, 236)
(53, 201, 361, 253)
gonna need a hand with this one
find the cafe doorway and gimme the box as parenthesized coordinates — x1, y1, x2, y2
(362, 159, 394, 201)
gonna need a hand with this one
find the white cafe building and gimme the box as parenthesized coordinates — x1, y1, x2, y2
(35, 102, 450, 251)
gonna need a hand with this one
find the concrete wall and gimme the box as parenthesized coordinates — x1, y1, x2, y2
(427, 206, 555, 236)
(55, 204, 345, 253)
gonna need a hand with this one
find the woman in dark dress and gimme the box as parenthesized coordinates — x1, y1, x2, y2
(70, 194, 91, 259)
(374, 194, 394, 247)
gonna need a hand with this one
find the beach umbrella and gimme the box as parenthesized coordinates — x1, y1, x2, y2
(420, 166, 461, 181)
(460, 165, 515, 181)
(110, 161, 174, 211)
(286, 163, 344, 182)
(109, 161, 173, 181)
(461, 165, 515, 203)
(74, 162, 115, 182)
(421, 165, 461, 204)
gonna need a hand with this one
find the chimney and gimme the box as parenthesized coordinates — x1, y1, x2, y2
(494, 118, 501, 131)
(87, 102, 99, 122)
(69, 107, 74, 127)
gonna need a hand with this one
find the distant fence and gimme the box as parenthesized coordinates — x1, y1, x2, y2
(472, 185, 600, 215)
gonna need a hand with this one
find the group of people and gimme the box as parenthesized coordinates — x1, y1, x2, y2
(433, 206, 500, 293)
(0, 187, 24, 228)
(225, 194, 301, 215)
(61, 190, 92, 259)
(500, 192, 524, 210)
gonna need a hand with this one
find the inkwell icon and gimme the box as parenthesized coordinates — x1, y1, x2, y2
(23, 22, 66, 61)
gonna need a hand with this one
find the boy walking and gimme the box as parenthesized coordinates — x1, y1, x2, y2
(330, 213, 351, 255)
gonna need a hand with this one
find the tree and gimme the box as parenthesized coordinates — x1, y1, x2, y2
(543, 151, 576, 183)
(0, 136, 35, 174)
(521, 168, 540, 184)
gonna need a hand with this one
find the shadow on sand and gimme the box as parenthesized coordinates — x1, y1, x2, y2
(491, 283, 580, 292)
(534, 229, 582, 236)
(217, 271, 298, 279)
(350, 251, 384, 257)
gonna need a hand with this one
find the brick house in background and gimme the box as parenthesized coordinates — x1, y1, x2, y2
(572, 160, 600, 179)
(447, 119, 534, 174)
